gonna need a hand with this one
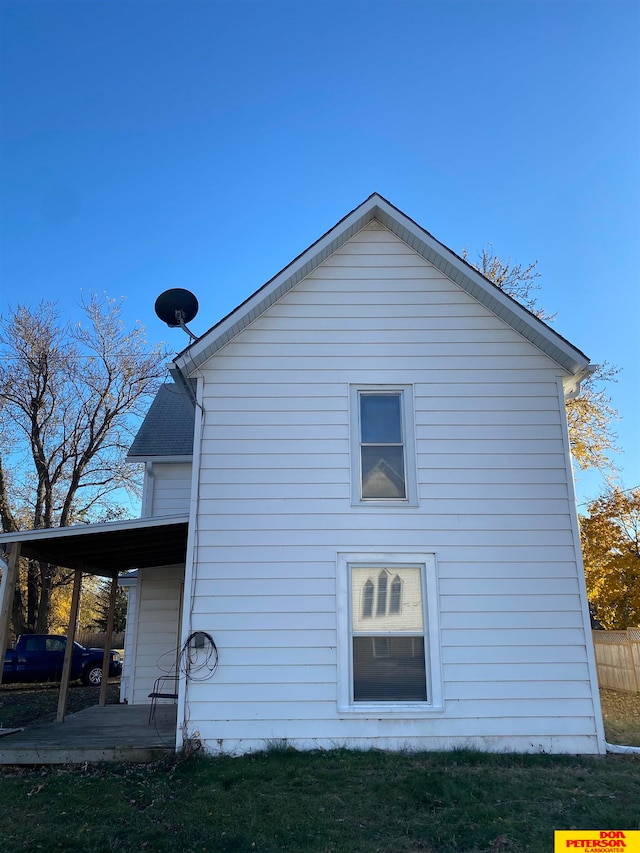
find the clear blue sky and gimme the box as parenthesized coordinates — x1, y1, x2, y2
(1, 0, 638, 508)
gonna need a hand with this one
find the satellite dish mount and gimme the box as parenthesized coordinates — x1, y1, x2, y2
(154, 289, 200, 342)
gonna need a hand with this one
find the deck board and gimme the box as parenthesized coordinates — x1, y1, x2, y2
(0, 704, 177, 764)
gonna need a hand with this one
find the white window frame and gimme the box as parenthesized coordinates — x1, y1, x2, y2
(336, 551, 443, 716)
(349, 385, 418, 507)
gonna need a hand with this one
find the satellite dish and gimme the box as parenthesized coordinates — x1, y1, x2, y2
(154, 289, 199, 341)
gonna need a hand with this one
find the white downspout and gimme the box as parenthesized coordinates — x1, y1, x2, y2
(561, 375, 640, 755)
(605, 741, 640, 754)
(127, 462, 154, 702)
(560, 376, 640, 755)
(557, 377, 607, 754)
(142, 462, 155, 518)
(175, 372, 204, 751)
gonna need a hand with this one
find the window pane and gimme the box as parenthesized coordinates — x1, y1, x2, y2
(352, 567, 424, 632)
(360, 394, 402, 443)
(361, 446, 406, 498)
(353, 636, 427, 701)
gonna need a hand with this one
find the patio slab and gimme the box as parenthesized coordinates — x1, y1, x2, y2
(0, 703, 177, 765)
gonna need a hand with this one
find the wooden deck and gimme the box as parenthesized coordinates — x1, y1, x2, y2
(0, 703, 177, 765)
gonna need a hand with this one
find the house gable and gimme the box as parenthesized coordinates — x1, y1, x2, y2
(174, 194, 590, 386)
(173, 215, 603, 755)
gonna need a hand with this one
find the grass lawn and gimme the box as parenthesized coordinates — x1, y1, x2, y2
(0, 748, 638, 852)
(0, 685, 638, 852)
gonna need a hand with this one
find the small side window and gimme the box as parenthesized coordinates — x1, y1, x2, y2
(350, 386, 417, 506)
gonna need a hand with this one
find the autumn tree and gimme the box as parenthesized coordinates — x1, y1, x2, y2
(463, 246, 620, 478)
(48, 575, 103, 635)
(580, 488, 640, 628)
(0, 294, 166, 634)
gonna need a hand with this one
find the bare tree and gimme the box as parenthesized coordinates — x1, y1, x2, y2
(462, 245, 553, 321)
(0, 293, 167, 633)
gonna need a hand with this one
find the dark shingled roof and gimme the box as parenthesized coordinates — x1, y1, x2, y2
(127, 383, 195, 459)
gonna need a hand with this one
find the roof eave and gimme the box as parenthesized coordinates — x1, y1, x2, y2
(0, 515, 189, 576)
(126, 454, 193, 463)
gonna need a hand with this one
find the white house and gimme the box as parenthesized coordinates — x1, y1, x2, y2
(122, 193, 604, 755)
(1, 194, 606, 754)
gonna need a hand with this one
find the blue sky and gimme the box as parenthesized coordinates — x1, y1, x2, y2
(1, 0, 638, 508)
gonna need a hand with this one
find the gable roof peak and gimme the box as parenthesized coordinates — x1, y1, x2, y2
(172, 194, 589, 380)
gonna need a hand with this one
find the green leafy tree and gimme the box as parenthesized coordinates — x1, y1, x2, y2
(0, 294, 166, 634)
(580, 488, 640, 628)
(463, 246, 620, 479)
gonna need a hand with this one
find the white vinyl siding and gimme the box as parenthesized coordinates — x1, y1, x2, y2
(118, 579, 137, 704)
(131, 565, 183, 705)
(127, 463, 190, 705)
(182, 221, 600, 754)
(146, 462, 192, 517)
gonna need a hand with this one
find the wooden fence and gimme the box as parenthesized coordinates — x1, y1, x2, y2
(76, 629, 125, 651)
(592, 629, 640, 693)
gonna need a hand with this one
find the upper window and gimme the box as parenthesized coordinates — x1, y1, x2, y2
(350, 386, 417, 506)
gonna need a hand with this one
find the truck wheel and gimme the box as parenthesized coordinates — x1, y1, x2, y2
(83, 665, 103, 686)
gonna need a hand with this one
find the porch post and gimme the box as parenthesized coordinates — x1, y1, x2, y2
(99, 573, 119, 706)
(0, 542, 21, 688)
(56, 566, 83, 723)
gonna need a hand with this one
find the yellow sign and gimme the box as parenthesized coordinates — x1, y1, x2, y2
(555, 831, 640, 851)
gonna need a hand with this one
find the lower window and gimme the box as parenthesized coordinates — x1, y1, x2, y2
(337, 553, 442, 713)
(352, 565, 427, 702)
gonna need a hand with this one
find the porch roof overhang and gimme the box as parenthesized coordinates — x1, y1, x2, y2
(0, 515, 189, 578)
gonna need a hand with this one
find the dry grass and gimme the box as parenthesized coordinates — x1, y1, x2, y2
(0, 680, 121, 729)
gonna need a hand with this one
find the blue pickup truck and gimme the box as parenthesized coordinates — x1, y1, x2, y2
(3, 635, 122, 686)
